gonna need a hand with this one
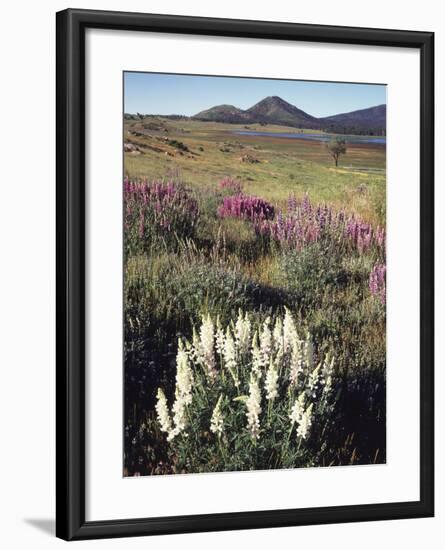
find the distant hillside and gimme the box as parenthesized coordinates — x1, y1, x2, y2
(319, 104, 386, 135)
(194, 96, 318, 128)
(194, 104, 250, 124)
(193, 96, 386, 135)
(245, 96, 319, 128)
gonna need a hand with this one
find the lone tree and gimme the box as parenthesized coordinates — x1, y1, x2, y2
(325, 137, 347, 167)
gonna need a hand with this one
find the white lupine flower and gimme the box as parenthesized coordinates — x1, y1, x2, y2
(156, 312, 335, 451)
(161, 340, 194, 441)
(210, 395, 224, 436)
(321, 354, 335, 396)
(283, 308, 298, 353)
(275, 339, 285, 369)
(308, 362, 321, 395)
(260, 317, 272, 368)
(185, 339, 193, 353)
(251, 331, 263, 378)
(191, 326, 203, 365)
(265, 359, 279, 400)
(223, 327, 239, 387)
(289, 392, 306, 425)
(273, 317, 283, 349)
(304, 332, 314, 371)
(297, 403, 313, 440)
(168, 393, 188, 441)
(289, 337, 303, 387)
(176, 339, 193, 405)
(246, 377, 262, 439)
(200, 314, 217, 379)
(215, 316, 225, 356)
(155, 388, 172, 434)
(235, 310, 251, 355)
(223, 327, 236, 369)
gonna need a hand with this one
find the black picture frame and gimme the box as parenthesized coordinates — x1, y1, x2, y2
(56, 8, 434, 541)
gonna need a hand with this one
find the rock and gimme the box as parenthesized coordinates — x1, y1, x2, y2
(239, 154, 260, 164)
(124, 142, 137, 152)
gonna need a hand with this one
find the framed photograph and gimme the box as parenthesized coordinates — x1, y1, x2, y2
(56, 9, 434, 540)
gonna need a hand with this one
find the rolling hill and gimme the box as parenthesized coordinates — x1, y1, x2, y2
(192, 104, 250, 124)
(319, 104, 386, 135)
(193, 96, 386, 135)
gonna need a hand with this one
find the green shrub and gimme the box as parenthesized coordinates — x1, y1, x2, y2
(280, 241, 347, 309)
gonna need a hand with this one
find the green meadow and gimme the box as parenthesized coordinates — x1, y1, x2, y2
(124, 117, 386, 225)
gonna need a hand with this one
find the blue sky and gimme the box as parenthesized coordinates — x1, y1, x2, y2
(124, 72, 386, 118)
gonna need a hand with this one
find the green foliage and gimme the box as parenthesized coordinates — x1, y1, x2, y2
(280, 244, 385, 374)
(325, 136, 347, 166)
(167, 139, 189, 152)
(281, 241, 348, 309)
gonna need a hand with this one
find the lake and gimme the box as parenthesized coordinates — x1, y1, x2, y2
(232, 130, 386, 145)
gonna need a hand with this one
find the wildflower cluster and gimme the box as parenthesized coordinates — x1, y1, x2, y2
(155, 310, 338, 469)
(124, 177, 199, 255)
(218, 176, 243, 194)
(369, 263, 386, 304)
(218, 194, 275, 223)
(255, 193, 385, 255)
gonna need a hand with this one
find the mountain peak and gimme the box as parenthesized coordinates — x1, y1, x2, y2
(249, 95, 292, 108)
(269, 95, 290, 103)
(246, 96, 317, 126)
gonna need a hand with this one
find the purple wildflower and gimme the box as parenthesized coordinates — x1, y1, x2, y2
(218, 177, 243, 194)
(218, 194, 275, 223)
(256, 194, 385, 255)
(124, 177, 199, 253)
(369, 263, 386, 304)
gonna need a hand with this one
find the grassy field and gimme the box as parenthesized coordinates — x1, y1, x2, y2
(124, 117, 386, 225)
(123, 116, 386, 476)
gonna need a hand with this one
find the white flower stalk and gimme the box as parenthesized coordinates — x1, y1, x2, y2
(215, 316, 225, 356)
(283, 308, 298, 354)
(304, 332, 314, 372)
(273, 317, 283, 350)
(265, 359, 279, 400)
(289, 337, 303, 387)
(246, 377, 262, 439)
(223, 327, 236, 369)
(235, 310, 251, 355)
(210, 395, 224, 436)
(176, 339, 193, 405)
(200, 314, 217, 379)
(297, 403, 313, 440)
(260, 317, 272, 368)
(168, 393, 188, 441)
(157, 340, 194, 442)
(155, 388, 172, 434)
(308, 362, 321, 395)
(276, 338, 285, 368)
(321, 354, 335, 396)
(289, 392, 306, 425)
(251, 331, 262, 378)
(223, 327, 239, 387)
(191, 326, 203, 365)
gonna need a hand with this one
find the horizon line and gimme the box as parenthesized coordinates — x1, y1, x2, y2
(124, 97, 386, 119)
